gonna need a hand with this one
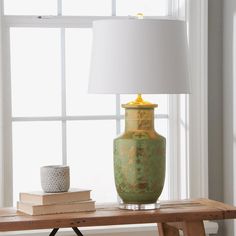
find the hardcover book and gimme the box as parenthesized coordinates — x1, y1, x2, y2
(17, 200, 95, 215)
(19, 188, 91, 205)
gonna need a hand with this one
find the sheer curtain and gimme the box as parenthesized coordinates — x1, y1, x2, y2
(0, 0, 4, 207)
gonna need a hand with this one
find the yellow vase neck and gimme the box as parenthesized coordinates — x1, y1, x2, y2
(125, 108, 155, 131)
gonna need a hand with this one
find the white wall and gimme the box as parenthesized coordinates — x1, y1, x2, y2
(208, 0, 224, 235)
(208, 0, 223, 202)
(223, 0, 236, 235)
(0, 0, 4, 207)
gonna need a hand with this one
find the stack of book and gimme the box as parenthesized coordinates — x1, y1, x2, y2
(17, 188, 95, 215)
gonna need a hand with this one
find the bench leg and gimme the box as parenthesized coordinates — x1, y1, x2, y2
(182, 221, 206, 236)
(158, 223, 180, 236)
(49, 228, 59, 236)
(49, 227, 84, 236)
(158, 221, 206, 236)
(72, 227, 84, 236)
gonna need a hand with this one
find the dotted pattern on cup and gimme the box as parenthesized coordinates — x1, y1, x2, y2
(40, 166, 70, 193)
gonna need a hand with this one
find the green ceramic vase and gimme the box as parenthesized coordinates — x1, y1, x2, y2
(114, 104, 166, 208)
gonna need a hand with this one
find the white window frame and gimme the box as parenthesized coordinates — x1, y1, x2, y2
(0, 0, 3, 208)
(187, 0, 208, 198)
(0, 0, 208, 208)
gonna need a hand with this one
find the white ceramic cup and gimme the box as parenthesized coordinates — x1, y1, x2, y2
(40, 165, 70, 193)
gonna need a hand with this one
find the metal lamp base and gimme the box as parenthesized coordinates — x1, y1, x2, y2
(119, 201, 160, 210)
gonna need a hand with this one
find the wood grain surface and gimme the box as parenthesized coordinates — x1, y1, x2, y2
(0, 198, 235, 232)
(158, 223, 180, 236)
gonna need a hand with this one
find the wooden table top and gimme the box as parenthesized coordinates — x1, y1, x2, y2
(0, 198, 236, 232)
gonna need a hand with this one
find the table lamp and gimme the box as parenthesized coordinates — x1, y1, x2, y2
(89, 19, 189, 210)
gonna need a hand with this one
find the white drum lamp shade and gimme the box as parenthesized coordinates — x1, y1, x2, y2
(89, 19, 190, 94)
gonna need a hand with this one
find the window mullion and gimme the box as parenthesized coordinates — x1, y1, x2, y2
(112, 0, 116, 16)
(58, 0, 66, 167)
(60, 27, 67, 165)
(185, 94, 190, 198)
(2, 26, 13, 206)
(3, 16, 117, 28)
(168, 0, 173, 16)
(57, 0, 62, 16)
(11, 114, 169, 122)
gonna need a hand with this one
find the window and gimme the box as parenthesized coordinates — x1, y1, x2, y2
(1, 0, 208, 207)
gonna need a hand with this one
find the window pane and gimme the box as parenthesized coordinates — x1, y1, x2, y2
(155, 119, 169, 200)
(116, 0, 169, 16)
(62, 0, 111, 16)
(67, 120, 117, 203)
(120, 94, 168, 115)
(12, 121, 62, 205)
(155, 119, 170, 200)
(180, 94, 187, 198)
(4, 0, 57, 15)
(10, 28, 61, 117)
(66, 29, 116, 116)
(179, 0, 186, 18)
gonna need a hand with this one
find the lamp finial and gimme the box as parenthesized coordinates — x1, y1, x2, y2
(123, 94, 157, 108)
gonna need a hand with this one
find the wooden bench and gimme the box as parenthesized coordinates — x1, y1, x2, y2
(0, 198, 235, 236)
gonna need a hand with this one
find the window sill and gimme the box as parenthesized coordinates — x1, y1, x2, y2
(0, 221, 218, 235)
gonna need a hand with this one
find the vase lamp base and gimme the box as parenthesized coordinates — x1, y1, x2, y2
(119, 202, 160, 210)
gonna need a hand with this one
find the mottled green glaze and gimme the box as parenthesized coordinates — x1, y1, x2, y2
(114, 106, 166, 204)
